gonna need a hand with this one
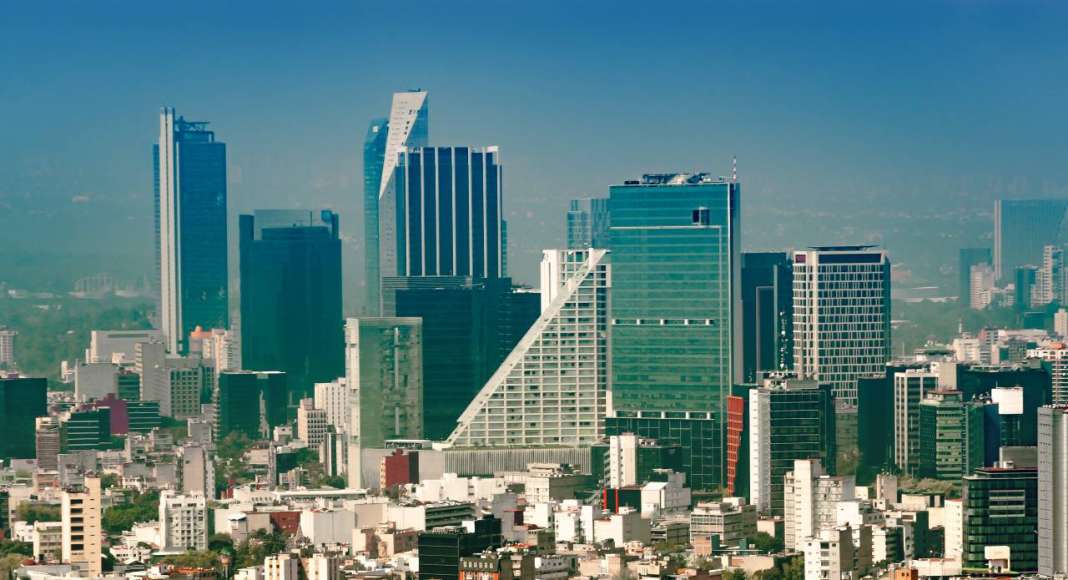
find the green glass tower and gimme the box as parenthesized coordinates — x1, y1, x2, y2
(917, 389, 985, 480)
(963, 466, 1038, 573)
(605, 173, 740, 490)
(0, 377, 47, 459)
(216, 371, 288, 440)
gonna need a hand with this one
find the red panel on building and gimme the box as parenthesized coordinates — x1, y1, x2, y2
(725, 394, 745, 496)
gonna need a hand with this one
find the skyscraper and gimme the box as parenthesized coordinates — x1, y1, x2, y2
(62, 476, 102, 577)
(345, 317, 423, 449)
(0, 377, 47, 460)
(994, 199, 1068, 280)
(893, 369, 938, 475)
(605, 173, 740, 490)
(748, 374, 836, 516)
(793, 246, 890, 469)
(448, 248, 609, 447)
(365, 91, 429, 314)
(239, 209, 343, 399)
(1039, 405, 1068, 577)
(963, 465, 1038, 572)
(917, 389, 985, 480)
(155, 108, 229, 354)
(740, 252, 793, 383)
(566, 198, 609, 250)
(390, 146, 504, 280)
(215, 371, 288, 440)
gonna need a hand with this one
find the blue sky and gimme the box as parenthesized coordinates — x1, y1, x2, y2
(2, 1, 1068, 296)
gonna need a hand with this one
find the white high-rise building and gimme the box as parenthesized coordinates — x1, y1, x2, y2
(447, 248, 609, 447)
(0, 327, 15, 367)
(802, 527, 857, 580)
(944, 498, 963, 562)
(793, 246, 891, 408)
(201, 328, 240, 372)
(159, 491, 208, 552)
(783, 459, 856, 551)
(62, 476, 102, 577)
(970, 263, 997, 309)
(1039, 405, 1068, 577)
(314, 379, 350, 435)
(1056, 309, 1068, 338)
(894, 369, 938, 474)
(1035, 245, 1066, 306)
(297, 398, 328, 447)
(1030, 344, 1068, 404)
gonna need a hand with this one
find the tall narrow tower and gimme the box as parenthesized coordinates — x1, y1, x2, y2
(155, 108, 229, 353)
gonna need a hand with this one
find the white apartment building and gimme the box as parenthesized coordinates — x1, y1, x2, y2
(178, 443, 215, 499)
(32, 521, 63, 563)
(314, 379, 350, 435)
(297, 398, 329, 447)
(970, 263, 997, 309)
(448, 248, 609, 447)
(1039, 405, 1068, 577)
(264, 553, 300, 580)
(783, 459, 856, 551)
(159, 491, 208, 552)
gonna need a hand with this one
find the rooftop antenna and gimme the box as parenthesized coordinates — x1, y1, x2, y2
(731, 156, 738, 183)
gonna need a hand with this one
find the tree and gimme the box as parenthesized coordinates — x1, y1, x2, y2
(209, 533, 235, 553)
(102, 491, 159, 535)
(746, 531, 784, 554)
(100, 473, 120, 489)
(0, 542, 32, 557)
(16, 502, 60, 524)
(0, 554, 30, 580)
(160, 550, 219, 569)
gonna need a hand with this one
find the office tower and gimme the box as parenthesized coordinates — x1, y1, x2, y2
(35, 417, 61, 471)
(0, 327, 15, 367)
(793, 246, 890, 469)
(566, 198, 609, 250)
(0, 377, 47, 459)
(88, 329, 163, 364)
(741, 252, 793, 382)
(448, 248, 609, 447)
(117, 370, 140, 401)
(192, 327, 240, 372)
(178, 443, 215, 499)
(893, 369, 938, 475)
(62, 476, 102, 577)
(417, 517, 502, 580)
(749, 374, 836, 516)
(241, 212, 341, 399)
(365, 91, 429, 315)
(88, 393, 128, 435)
(320, 431, 345, 478)
(159, 491, 208, 552)
(62, 408, 111, 451)
(215, 371, 287, 440)
(1035, 245, 1065, 306)
(239, 210, 343, 398)
(344, 318, 422, 449)
(1039, 406, 1068, 576)
(137, 340, 207, 419)
(963, 465, 1039, 572)
(605, 173, 740, 491)
(127, 401, 162, 433)
(389, 279, 535, 440)
(958, 362, 1050, 444)
(155, 108, 229, 354)
(1030, 343, 1068, 404)
(388, 146, 503, 281)
(73, 362, 118, 402)
(858, 364, 924, 481)
(959, 247, 992, 305)
(917, 390, 985, 480)
(297, 399, 328, 447)
(606, 433, 683, 488)
(314, 379, 350, 435)
(994, 199, 1068, 280)
(1016, 265, 1038, 312)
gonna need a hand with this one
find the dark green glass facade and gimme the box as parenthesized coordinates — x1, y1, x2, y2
(0, 377, 47, 459)
(127, 401, 161, 433)
(216, 371, 288, 440)
(239, 210, 343, 401)
(917, 390, 985, 480)
(607, 175, 739, 489)
(62, 408, 111, 451)
(962, 467, 1038, 572)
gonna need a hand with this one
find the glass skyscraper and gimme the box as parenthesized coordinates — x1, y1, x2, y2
(605, 173, 741, 490)
(740, 252, 793, 383)
(0, 377, 47, 460)
(566, 197, 609, 250)
(364, 91, 429, 315)
(994, 199, 1068, 280)
(155, 108, 229, 354)
(238, 210, 343, 400)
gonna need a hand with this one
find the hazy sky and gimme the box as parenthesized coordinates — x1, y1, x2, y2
(3, 1, 1068, 298)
